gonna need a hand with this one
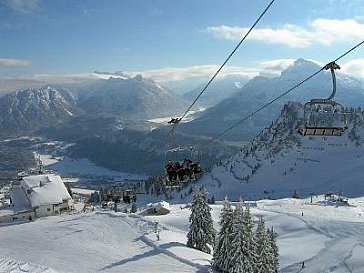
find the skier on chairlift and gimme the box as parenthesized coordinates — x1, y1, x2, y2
(175, 161, 184, 181)
(165, 160, 176, 182)
(182, 158, 192, 170)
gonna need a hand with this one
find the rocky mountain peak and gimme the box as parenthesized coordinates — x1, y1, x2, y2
(77, 76, 189, 119)
(0, 86, 78, 131)
(280, 58, 322, 79)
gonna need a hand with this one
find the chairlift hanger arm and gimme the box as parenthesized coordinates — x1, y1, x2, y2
(168, 118, 180, 124)
(324, 61, 340, 100)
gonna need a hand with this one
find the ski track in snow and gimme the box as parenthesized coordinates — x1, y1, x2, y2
(0, 257, 58, 273)
(1, 200, 364, 272)
(0, 211, 210, 273)
(263, 200, 364, 273)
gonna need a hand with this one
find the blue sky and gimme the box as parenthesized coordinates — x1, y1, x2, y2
(0, 0, 364, 90)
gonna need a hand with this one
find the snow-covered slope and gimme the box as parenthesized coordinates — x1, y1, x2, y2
(1, 199, 364, 272)
(199, 102, 364, 199)
(0, 257, 57, 273)
(0, 210, 211, 273)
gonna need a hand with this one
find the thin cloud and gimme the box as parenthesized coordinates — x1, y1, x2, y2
(260, 59, 296, 72)
(341, 59, 364, 79)
(1, 58, 363, 93)
(205, 18, 364, 48)
(206, 24, 311, 48)
(111, 58, 364, 82)
(0, 72, 98, 92)
(0, 58, 31, 67)
(123, 65, 259, 82)
(3, 0, 40, 14)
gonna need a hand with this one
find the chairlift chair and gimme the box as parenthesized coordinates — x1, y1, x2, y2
(299, 62, 348, 137)
(164, 115, 203, 185)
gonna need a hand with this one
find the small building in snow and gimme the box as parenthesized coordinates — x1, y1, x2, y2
(147, 201, 170, 215)
(71, 187, 99, 203)
(2, 174, 73, 221)
(1, 183, 35, 223)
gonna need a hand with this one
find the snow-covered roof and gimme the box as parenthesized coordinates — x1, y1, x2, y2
(21, 174, 72, 208)
(147, 201, 170, 211)
(9, 186, 32, 212)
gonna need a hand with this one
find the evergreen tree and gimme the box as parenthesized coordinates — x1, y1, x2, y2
(228, 201, 245, 273)
(187, 186, 215, 254)
(243, 205, 258, 272)
(291, 190, 300, 199)
(255, 217, 274, 273)
(268, 227, 279, 273)
(229, 200, 255, 273)
(212, 197, 234, 272)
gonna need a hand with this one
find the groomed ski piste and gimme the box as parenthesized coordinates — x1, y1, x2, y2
(1, 196, 364, 273)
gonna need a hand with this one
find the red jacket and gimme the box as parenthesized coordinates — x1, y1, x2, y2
(165, 163, 175, 171)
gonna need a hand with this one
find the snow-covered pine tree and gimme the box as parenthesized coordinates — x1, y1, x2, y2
(255, 217, 274, 273)
(268, 227, 279, 273)
(212, 197, 234, 272)
(187, 186, 215, 254)
(243, 205, 258, 272)
(229, 200, 255, 273)
(228, 200, 245, 273)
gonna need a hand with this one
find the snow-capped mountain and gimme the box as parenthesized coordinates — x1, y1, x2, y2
(182, 74, 249, 108)
(197, 102, 364, 200)
(76, 75, 189, 119)
(179, 59, 364, 141)
(0, 86, 78, 131)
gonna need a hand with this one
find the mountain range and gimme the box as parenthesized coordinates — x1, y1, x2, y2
(0, 86, 77, 131)
(0, 75, 189, 132)
(178, 59, 364, 141)
(75, 75, 189, 119)
(1, 58, 364, 177)
(182, 74, 249, 108)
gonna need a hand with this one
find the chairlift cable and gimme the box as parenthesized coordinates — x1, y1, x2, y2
(210, 39, 364, 141)
(167, 0, 276, 139)
(162, 0, 276, 184)
(212, 69, 324, 140)
(334, 40, 364, 62)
